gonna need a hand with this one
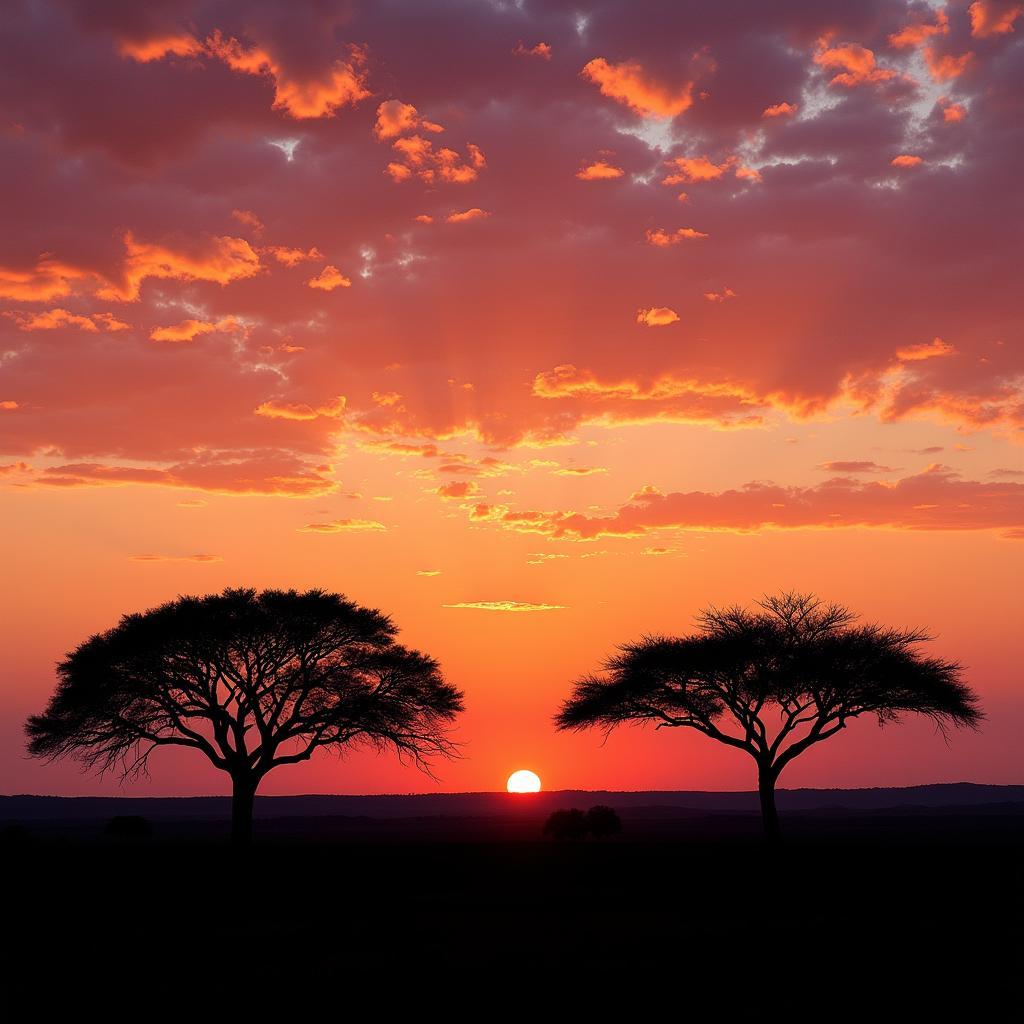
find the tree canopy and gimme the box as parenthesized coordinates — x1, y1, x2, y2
(555, 592, 982, 837)
(27, 587, 465, 841)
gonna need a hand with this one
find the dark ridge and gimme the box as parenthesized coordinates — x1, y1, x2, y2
(2, 782, 1022, 823)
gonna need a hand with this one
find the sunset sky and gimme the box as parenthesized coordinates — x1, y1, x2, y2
(1, 0, 1021, 797)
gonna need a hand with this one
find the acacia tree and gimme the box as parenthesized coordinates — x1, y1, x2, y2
(26, 587, 465, 843)
(555, 592, 983, 839)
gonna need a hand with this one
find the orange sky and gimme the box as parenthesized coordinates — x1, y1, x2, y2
(1, 0, 1021, 796)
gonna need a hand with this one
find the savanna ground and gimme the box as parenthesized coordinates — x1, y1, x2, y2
(2, 809, 1020, 998)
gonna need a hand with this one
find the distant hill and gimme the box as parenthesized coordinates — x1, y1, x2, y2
(2, 783, 1022, 823)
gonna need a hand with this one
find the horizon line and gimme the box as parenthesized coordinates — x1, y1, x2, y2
(3, 781, 1018, 801)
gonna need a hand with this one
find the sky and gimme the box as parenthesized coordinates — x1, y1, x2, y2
(1, 0, 1022, 797)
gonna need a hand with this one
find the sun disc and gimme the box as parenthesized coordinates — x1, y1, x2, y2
(506, 769, 541, 793)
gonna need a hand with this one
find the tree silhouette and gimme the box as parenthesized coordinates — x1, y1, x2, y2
(585, 804, 622, 839)
(555, 592, 983, 840)
(26, 587, 465, 843)
(543, 808, 588, 841)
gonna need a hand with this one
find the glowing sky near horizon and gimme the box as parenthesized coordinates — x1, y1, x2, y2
(1, 0, 1022, 797)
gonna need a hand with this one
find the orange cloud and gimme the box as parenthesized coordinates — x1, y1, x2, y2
(92, 312, 131, 331)
(660, 155, 759, 187)
(645, 227, 708, 246)
(442, 601, 566, 612)
(889, 10, 949, 49)
(553, 466, 608, 477)
(814, 42, 895, 87)
(969, 1, 1023, 37)
(896, 337, 956, 361)
(0, 401, 19, 411)
(704, 288, 736, 303)
(941, 100, 967, 122)
(581, 58, 694, 117)
(891, 154, 924, 168)
(4, 308, 131, 333)
(373, 100, 444, 140)
(387, 136, 486, 185)
(130, 553, 222, 563)
(297, 518, 386, 533)
(818, 461, 896, 473)
(4, 308, 93, 332)
(356, 439, 450, 459)
(0, 259, 91, 302)
(924, 46, 973, 81)
(762, 102, 797, 118)
(436, 480, 481, 499)
(204, 31, 370, 119)
(662, 155, 730, 183)
(119, 34, 204, 62)
(446, 208, 490, 224)
(254, 397, 346, 421)
(576, 161, 624, 180)
(261, 245, 323, 267)
(307, 265, 351, 291)
(150, 316, 241, 343)
(513, 42, 552, 59)
(97, 232, 260, 302)
(636, 307, 680, 326)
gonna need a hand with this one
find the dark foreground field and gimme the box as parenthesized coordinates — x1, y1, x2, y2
(2, 790, 1021, 998)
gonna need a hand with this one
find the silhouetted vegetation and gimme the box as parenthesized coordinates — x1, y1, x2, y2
(556, 591, 983, 840)
(26, 587, 465, 844)
(544, 805, 624, 840)
(104, 815, 152, 841)
(585, 804, 622, 838)
(544, 808, 588, 840)
(0, 823, 31, 846)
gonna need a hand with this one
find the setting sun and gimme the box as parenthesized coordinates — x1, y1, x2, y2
(507, 770, 542, 793)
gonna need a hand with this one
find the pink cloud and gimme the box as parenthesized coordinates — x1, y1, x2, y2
(474, 466, 1024, 540)
(513, 42, 552, 60)
(37, 457, 336, 497)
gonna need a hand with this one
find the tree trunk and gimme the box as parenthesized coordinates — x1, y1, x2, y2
(230, 774, 258, 845)
(758, 766, 782, 842)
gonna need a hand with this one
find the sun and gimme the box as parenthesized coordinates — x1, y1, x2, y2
(506, 769, 541, 793)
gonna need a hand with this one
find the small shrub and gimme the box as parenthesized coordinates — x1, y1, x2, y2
(543, 808, 588, 841)
(585, 805, 622, 839)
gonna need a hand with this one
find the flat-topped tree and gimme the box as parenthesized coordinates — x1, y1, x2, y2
(26, 587, 465, 843)
(555, 592, 982, 839)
